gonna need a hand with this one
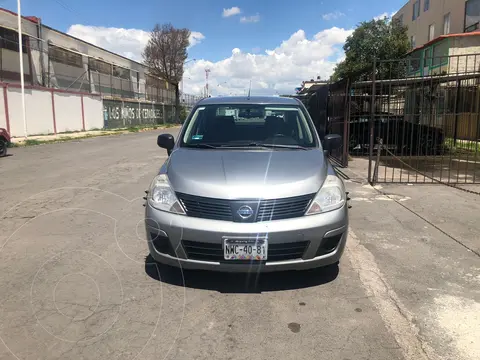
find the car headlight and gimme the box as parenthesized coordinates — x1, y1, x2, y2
(305, 175, 346, 215)
(148, 174, 186, 214)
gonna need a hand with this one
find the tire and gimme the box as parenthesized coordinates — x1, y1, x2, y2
(0, 139, 7, 157)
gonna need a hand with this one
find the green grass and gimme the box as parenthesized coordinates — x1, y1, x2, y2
(444, 138, 480, 154)
(11, 123, 181, 148)
(107, 122, 178, 132)
(24, 139, 43, 146)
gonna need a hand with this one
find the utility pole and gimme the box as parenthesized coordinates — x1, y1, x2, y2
(181, 59, 195, 98)
(17, 0, 27, 138)
(205, 68, 210, 97)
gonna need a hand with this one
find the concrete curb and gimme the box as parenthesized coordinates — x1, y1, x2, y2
(10, 125, 182, 145)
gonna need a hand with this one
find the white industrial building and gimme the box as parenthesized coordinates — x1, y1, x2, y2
(0, 8, 202, 137)
(0, 7, 175, 102)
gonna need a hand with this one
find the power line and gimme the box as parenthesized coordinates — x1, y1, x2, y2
(50, 0, 78, 15)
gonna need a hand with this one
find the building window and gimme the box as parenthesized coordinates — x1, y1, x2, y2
(424, 0, 430, 11)
(89, 58, 112, 75)
(146, 74, 166, 89)
(465, 0, 480, 32)
(411, 35, 416, 49)
(0, 27, 27, 53)
(428, 24, 435, 41)
(443, 13, 451, 34)
(112, 64, 130, 79)
(48, 45, 83, 68)
(412, 0, 421, 20)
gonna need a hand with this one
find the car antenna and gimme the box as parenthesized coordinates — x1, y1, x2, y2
(247, 80, 251, 100)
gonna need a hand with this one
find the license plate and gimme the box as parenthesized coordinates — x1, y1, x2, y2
(223, 238, 268, 260)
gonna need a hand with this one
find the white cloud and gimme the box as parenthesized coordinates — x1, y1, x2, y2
(189, 31, 205, 47)
(183, 27, 353, 96)
(322, 11, 345, 21)
(240, 14, 260, 23)
(374, 11, 397, 20)
(67, 24, 353, 96)
(222, 7, 241, 17)
(66, 25, 205, 62)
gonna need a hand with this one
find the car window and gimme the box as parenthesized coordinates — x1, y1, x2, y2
(181, 104, 317, 148)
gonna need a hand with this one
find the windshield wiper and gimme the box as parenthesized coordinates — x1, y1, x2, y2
(184, 143, 218, 149)
(220, 143, 309, 150)
(255, 143, 309, 150)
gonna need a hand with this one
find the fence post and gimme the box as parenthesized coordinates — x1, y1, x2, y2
(342, 78, 350, 166)
(373, 138, 383, 183)
(453, 79, 461, 146)
(122, 100, 125, 127)
(368, 58, 377, 184)
(47, 57, 50, 87)
(110, 71, 113, 98)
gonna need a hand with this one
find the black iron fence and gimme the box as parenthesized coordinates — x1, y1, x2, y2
(327, 79, 350, 167)
(328, 54, 480, 185)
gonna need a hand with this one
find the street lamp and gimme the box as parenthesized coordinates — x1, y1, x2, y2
(181, 59, 196, 94)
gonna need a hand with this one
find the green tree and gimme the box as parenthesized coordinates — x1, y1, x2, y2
(179, 105, 188, 122)
(331, 17, 409, 82)
(143, 23, 190, 123)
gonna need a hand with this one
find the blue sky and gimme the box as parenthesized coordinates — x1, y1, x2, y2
(2, 0, 406, 94)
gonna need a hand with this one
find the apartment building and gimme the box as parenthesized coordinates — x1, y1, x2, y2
(393, 0, 479, 49)
(393, 0, 480, 76)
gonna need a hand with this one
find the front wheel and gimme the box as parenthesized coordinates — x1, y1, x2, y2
(0, 139, 7, 157)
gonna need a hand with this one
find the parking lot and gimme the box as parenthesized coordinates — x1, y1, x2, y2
(0, 129, 479, 360)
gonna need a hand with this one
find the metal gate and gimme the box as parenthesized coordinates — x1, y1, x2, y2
(334, 54, 480, 185)
(327, 80, 350, 167)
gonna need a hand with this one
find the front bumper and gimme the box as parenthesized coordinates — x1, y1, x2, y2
(145, 202, 348, 273)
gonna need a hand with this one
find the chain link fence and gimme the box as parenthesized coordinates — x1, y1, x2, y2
(0, 29, 203, 127)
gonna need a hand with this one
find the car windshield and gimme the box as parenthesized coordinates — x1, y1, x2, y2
(181, 103, 318, 149)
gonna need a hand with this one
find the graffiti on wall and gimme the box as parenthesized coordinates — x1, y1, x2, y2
(103, 100, 175, 128)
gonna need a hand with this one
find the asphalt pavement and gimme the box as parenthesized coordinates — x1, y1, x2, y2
(0, 130, 478, 360)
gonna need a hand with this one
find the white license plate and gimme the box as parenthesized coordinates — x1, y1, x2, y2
(223, 238, 268, 260)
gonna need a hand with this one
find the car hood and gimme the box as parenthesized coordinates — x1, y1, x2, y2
(166, 148, 327, 200)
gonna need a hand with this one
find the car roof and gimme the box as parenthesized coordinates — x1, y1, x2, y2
(197, 96, 300, 106)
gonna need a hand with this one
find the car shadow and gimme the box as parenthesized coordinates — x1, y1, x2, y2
(144, 255, 339, 294)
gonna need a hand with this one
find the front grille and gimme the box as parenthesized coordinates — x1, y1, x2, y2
(182, 240, 224, 262)
(177, 192, 314, 222)
(182, 240, 309, 262)
(177, 193, 233, 221)
(256, 194, 314, 222)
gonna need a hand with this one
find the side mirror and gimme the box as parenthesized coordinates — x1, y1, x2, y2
(157, 133, 175, 155)
(324, 134, 342, 152)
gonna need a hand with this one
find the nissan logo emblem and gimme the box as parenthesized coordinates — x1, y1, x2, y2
(237, 205, 254, 219)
